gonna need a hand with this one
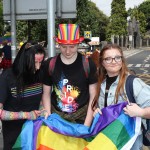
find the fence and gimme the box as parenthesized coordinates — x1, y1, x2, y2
(112, 35, 150, 49)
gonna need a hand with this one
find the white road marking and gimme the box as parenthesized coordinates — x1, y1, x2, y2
(135, 64, 141, 67)
(127, 64, 133, 67)
(128, 64, 150, 67)
(145, 64, 150, 67)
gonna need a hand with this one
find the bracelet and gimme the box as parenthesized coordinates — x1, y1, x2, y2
(33, 110, 37, 117)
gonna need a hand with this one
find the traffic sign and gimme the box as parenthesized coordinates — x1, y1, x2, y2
(3, 0, 76, 20)
(84, 31, 92, 39)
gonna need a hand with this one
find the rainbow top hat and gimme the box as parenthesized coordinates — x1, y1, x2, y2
(54, 24, 84, 44)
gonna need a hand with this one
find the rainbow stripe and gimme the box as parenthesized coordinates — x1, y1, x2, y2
(13, 102, 141, 150)
(58, 24, 79, 41)
(0, 36, 11, 44)
(11, 83, 42, 98)
(84, 112, 140, 150)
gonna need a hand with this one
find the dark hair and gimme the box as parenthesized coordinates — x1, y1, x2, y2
(92, 43, 129, 110)
(12, 41, 45, 98)
(0, 48, 2, 57)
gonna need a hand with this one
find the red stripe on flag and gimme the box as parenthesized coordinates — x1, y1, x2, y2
(37, 144, 54, 150)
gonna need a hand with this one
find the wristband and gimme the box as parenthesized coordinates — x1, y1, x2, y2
(33, 110, 37, 117)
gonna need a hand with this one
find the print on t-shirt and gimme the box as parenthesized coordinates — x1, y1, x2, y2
(11, 83, 43, 98)
(54, 73, 80, 113)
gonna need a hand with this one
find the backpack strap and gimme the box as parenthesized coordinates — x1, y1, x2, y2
(49, 55, 58, 75)
(125, 75, 136, 103)
(126, 75, 150, 146)
(82, 55, 90, 78)
(49, 55, 90, 78)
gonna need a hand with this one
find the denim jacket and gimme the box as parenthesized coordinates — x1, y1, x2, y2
(98, 75, 150, 150)
(98, 75, 150, 109)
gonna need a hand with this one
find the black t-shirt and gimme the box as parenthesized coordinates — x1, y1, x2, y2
(105, 75, 118, 107)
(43, 53, 97, 113)
(0, 68, 42, 111)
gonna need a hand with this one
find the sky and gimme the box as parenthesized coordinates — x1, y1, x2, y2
(91, 0, 145, 16)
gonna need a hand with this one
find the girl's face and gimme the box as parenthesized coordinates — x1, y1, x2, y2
(102, 48, 122, 77)
(35, 53, 44, 70)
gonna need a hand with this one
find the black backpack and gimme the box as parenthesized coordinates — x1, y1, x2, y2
(125, 75, 150, 146)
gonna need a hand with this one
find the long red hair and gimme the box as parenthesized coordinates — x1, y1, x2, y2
(92, 44, 129, 110)
(90, 49, 100, 68)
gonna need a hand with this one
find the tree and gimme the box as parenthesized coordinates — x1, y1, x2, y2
(128, 7, 147, 37)
(16, 19, 48, 43)
(0, 0, 4, 36)
(55, 0, 109, 39)
(9, 0, 109, 43)
(77, 0, 109, 38)
(106, 0, 127, 40)
(138, 0, 150, 31)
(16, 21, 28, 42)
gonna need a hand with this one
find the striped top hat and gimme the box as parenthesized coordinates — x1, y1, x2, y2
(54, 24, 84, 44)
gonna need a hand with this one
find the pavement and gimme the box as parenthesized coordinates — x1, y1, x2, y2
(123, 49, 143, 58)
(0, 47, 149, 150)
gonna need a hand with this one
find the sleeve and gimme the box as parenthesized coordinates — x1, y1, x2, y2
(0, 73, 9, 104)
(88, 57, 98, 84)
(42, 58, 53, 86)
(133, 78, 150, 108)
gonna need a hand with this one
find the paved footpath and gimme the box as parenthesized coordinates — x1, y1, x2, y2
(123, 48, 144, 58)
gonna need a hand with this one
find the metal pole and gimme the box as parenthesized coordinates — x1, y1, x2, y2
(10, 0, 17, 62)
(47, 0, 55, 57)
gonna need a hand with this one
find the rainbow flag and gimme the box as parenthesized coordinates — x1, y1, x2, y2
(0, 32, 11, 44)
(13, 102, 141, 150)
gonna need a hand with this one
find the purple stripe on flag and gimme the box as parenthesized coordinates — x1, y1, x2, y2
(33, 119, 43, 150)
(91, 101, 127, 135)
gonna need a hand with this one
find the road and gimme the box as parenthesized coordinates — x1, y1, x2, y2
(125, 49, 150, 85)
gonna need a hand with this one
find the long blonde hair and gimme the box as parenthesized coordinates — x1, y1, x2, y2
(92, 44, 129, 109)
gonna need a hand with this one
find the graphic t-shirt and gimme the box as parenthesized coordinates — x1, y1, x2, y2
(0, 68, 42, 111)
(0, 68, 43, 149)
(43, 53, 97, 113)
